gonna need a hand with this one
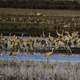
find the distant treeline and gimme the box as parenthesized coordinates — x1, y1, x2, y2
(0, 23, 78, 37)
(0, 0, 80, 9)
(0, 23, 57, 36)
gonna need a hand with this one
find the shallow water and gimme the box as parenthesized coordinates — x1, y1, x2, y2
(0, 54, 80, 62)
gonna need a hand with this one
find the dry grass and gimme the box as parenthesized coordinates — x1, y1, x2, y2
(0, 61, 79, 80)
